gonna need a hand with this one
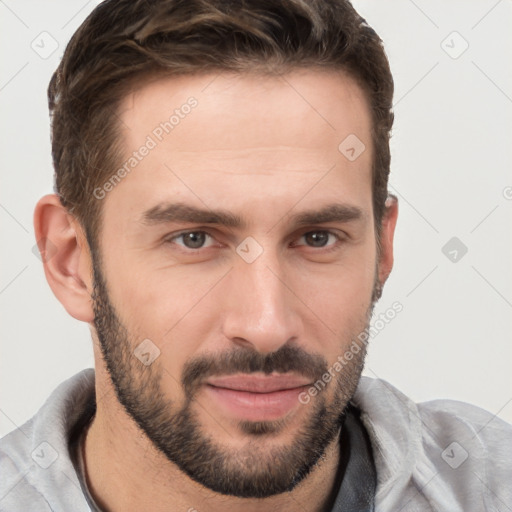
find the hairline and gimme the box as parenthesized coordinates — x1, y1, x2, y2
(82, 65, 385, 254)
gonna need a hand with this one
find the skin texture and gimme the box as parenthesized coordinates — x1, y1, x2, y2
(34, 69, 398, 512)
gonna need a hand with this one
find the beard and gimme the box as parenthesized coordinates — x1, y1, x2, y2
(91, 257, 376, 498)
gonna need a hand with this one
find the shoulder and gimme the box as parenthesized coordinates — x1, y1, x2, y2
(0, 416, 53, 511)
(354, 376, 512, 442)
(352, 377, 512, 512)
(0, 369, 96, 511)
(417, 395, 511, 448)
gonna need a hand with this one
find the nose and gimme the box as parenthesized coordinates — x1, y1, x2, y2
(220, 249, 302, 355)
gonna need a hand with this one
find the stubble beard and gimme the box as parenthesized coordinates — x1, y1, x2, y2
(91, 259, 376, 498)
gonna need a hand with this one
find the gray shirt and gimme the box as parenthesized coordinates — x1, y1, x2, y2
(1, 369, 511, 511)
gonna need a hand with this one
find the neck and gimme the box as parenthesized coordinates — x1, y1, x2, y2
(83, 374, 341, 512)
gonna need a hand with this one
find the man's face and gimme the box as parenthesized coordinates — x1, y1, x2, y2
(91, 70, 379, 497)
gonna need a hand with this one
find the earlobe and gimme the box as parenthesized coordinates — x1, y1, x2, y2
(377, 194, 399, 286)
(33, 194, 95, 323)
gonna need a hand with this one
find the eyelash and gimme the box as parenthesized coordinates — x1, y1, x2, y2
(164, 229, 344, 253)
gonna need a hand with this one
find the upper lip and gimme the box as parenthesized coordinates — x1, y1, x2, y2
(205, 373, 311, 393)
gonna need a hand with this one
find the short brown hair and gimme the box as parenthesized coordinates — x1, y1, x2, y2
(48, 0, 394, 247)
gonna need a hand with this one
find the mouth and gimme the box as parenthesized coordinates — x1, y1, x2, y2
(203, 373, 312, 422)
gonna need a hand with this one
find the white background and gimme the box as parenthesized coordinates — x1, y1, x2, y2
(1, 0, 511, 437)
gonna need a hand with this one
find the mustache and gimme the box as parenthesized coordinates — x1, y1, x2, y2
(181, 344, 328, 397)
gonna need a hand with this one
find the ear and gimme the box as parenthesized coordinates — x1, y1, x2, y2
(33, 194, 95, 322)
(377, 194, 398, 286)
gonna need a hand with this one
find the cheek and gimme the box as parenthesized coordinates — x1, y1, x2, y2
(295, 251, 376, 353)
(300, 250, 376, 308)
(105, 251, 218, 327)
(104, 261, 223, 372)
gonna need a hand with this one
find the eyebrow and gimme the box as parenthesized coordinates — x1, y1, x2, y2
(141, 202, 364, 229)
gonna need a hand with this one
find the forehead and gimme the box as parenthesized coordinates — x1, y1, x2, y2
(120, 69, 372, 153)
(104, 70, 373, 227)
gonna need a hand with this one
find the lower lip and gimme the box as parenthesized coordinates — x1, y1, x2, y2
(204, 384, 308, 422)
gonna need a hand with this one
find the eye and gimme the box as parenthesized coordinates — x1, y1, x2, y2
(295, 230, 340, 249)
(167, 231, 215, 250)
(165, 229, 342, 252)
